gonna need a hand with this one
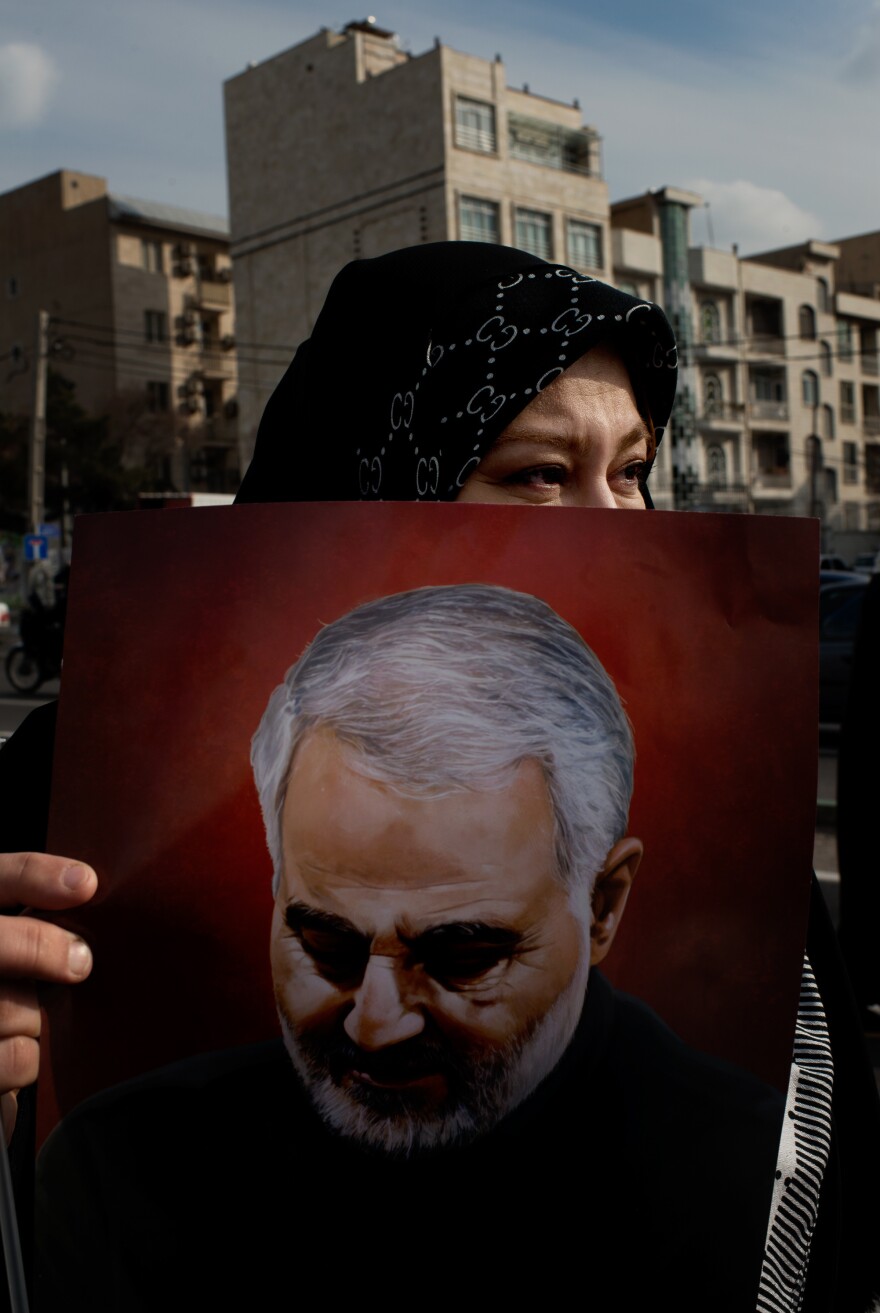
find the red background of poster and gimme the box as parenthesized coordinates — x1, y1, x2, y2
(43, 504, 817, 1137)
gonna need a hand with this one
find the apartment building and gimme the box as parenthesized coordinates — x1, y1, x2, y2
(0, 170, 240, 494)
(224, 20, 610, 456)
(613, 191, 880, 542)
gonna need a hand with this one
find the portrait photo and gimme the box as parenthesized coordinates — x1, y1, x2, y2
(36, 501, 818, 1309)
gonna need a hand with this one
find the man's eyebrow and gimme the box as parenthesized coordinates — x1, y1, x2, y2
(284, 901, 365, 938)
(404, 921, 526, 951)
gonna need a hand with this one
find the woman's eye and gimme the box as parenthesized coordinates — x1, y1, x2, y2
(616, 461, 648, 487)
(504, 465, 567, 489)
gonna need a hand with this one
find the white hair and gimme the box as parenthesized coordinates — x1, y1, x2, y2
(251, 584, 634, 897)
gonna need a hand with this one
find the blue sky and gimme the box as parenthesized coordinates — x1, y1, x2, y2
(2, 0, 879, 253)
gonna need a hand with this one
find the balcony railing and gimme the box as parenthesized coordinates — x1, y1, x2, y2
(749, 400, 789, 421)
(747, 333, 786, 356)
(861, 353, 879, 376)
(701, 402, 743, 423)
(864, 416, 880, 435)
(197, 280, 232, 309)
(752, 469, 793, 490)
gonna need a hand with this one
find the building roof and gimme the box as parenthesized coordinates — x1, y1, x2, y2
(108, 193, 230, 239)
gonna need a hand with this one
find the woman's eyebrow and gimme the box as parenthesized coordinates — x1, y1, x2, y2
(488, 421, 653, 456)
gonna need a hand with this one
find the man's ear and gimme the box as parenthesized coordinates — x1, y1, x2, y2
(590, 837, 643, 966)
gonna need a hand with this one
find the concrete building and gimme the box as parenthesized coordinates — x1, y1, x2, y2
(0, 170, 241, 494)
(612, 191, 880, 546)
(224, 20, 610, 457)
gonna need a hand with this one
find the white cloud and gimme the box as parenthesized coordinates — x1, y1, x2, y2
(0, 43, 56, 129)
(681, 180, 823, 254)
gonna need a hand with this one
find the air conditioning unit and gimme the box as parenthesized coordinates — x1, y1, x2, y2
(221, 334, 236, 351)
(175, 257, 196, 277)
(216, 267, 233, 284)
(181, 398, 201, 415)
(176, 329, 196, 347)
(182, 308, 197, 327)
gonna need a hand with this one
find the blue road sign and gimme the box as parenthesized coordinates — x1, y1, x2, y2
(24, 534, 48, 562)
(38, 522, 61, 538)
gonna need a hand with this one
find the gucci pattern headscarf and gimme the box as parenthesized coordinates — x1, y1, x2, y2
(236, 241, 677, 505)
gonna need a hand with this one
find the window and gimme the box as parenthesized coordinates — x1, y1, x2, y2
(514, 208, 552, 260)
(752, 371, 786, 403)
(458, 196, 500, 244)
(822, 404, 835, 440)
(843, 442, 858, 484)
(704, 373, 723, 415)
(860, 326, 879, 375)
(817, 277, 830, 313)
(144, 310, 168, 343)
(706, 444, 727, 487)
(840, 381, 856, 424)
(566, 220, 602, 270)
(700, 301, 721, 344)
(838, 321, 853, 363)
(141, 239, 163, 274)
(802, 370, 819, 408)
(867, 444, 880, 494)
(820, 341, 833, 377)
(146, 380, 169, 412)
(454, 98, 496, 154)
(798, 305, 816, 340)
(508, 113, 596, 175)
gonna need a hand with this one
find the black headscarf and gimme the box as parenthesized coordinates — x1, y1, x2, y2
(236, 242, 677, 506)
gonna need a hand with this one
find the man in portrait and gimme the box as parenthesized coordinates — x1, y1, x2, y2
(35, 584, 782, 1311)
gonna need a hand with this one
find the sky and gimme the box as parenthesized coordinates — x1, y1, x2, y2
(2, 0, 879, 254)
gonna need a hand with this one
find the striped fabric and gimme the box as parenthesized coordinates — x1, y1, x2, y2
(757, 956, 833, 1311)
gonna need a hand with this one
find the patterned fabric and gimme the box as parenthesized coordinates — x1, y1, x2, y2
(758, 957, 833, 1311)
(237, 242, 677, 505)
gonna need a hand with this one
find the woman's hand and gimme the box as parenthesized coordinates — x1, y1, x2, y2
(0, 853, 97, 1141)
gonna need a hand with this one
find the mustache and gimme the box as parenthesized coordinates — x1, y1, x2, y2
(298, 1027, 476, 1087)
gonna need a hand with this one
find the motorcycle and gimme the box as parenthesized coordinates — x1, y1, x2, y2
(4, 594, 64, 694)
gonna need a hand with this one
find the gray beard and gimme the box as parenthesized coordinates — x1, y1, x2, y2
(277, 954, 590, 1157)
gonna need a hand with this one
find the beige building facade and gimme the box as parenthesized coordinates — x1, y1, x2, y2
(0, 170, 240, 494)
(224, 21, 609, 456)
(612, 192, 880, 544)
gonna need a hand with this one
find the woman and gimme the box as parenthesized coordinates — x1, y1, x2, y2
(0, 242, 876, 1311)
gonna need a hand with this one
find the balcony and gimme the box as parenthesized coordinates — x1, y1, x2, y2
(508, 114, 599, 177)
(197, 279, 232, 310)
(199, 350, 236, 381)
(749, 400, 789, 422)
(699, 401, 743, 426)
(752, 469, 793, 491)
(862, 353, 879, 376)
(747, 334, 786, 357)
(864, 416, 880, 436)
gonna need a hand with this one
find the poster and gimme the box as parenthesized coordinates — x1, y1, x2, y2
(36, 503, 818, 1309)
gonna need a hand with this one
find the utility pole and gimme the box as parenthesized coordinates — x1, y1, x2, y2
(28, 310, 49, 533)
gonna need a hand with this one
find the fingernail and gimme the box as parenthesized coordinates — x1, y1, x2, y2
(68, 939, 92, 978)
(62, 864, 90, 891)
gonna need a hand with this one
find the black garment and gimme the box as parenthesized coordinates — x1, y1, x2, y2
(236, 243, 677, 506)
(35, 973, 781, 1313)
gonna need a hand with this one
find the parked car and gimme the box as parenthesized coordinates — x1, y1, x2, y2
(820, 574, 870, 725)
(819, 554, 849, 572)
(851, 550, 879, 573)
